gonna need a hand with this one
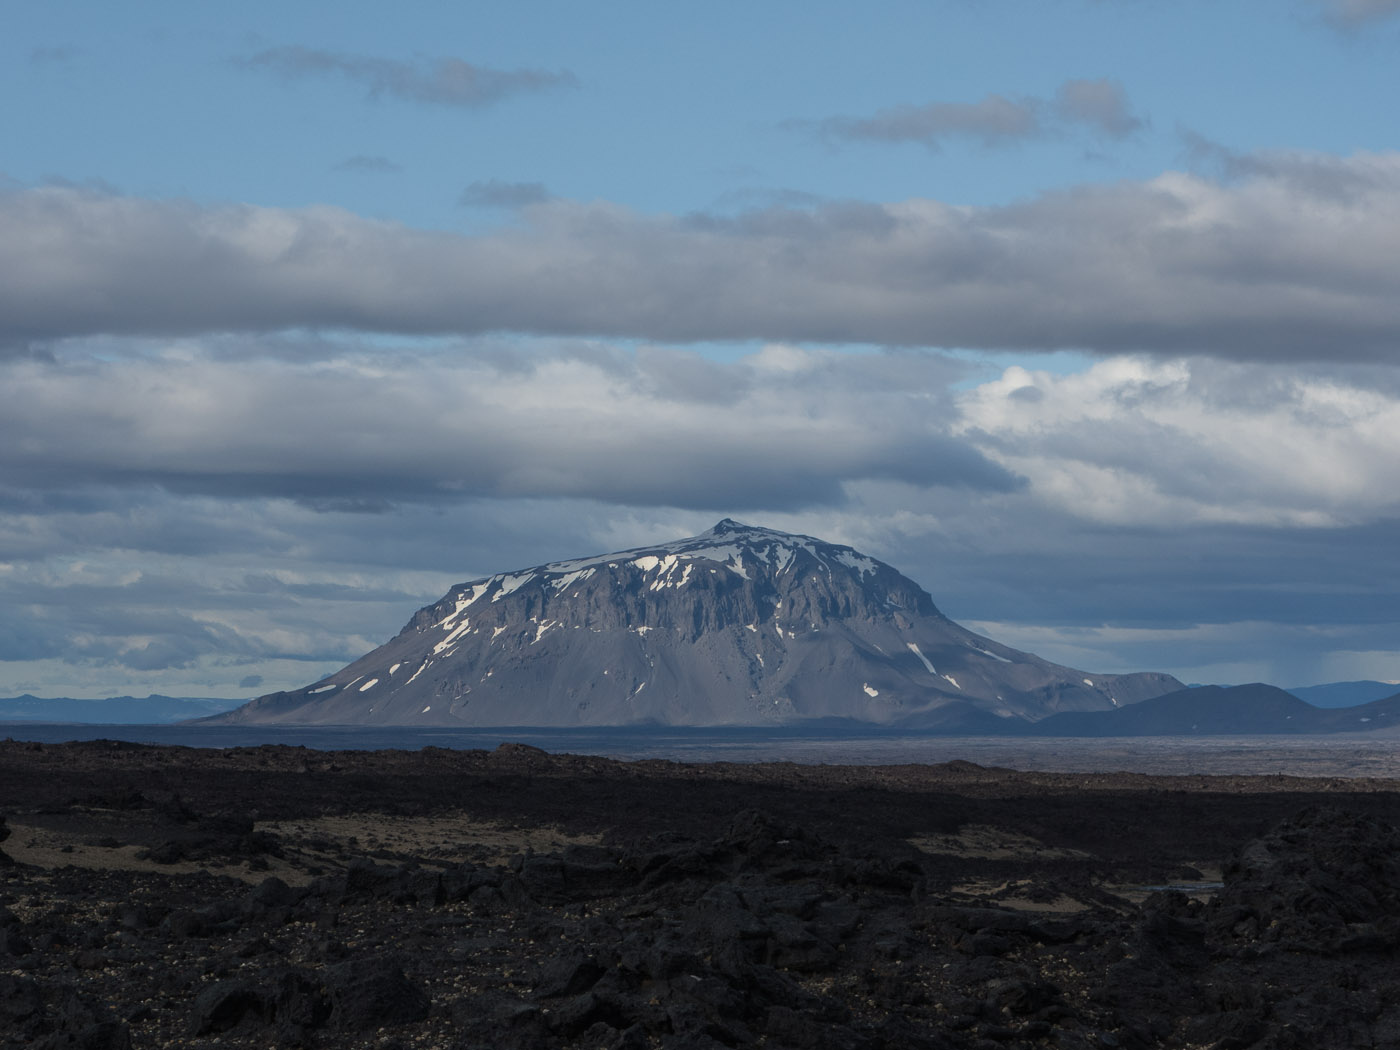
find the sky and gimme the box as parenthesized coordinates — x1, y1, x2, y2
(3, 0, 1400, 699)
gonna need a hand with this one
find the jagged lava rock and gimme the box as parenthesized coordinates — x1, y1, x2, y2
(213, 520, 1180, 727)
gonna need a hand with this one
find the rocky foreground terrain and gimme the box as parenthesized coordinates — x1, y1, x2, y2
(3, 740, 1400, 1049)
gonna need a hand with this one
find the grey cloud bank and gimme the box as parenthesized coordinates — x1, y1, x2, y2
(5, 152, 1400, 360)
(0, 346, 1016, 511)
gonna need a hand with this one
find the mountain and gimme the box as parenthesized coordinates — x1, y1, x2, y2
(0, 694, 245, 725)
(207, 519, 1182, 728)
(1286, 681, 1400, 709)
(1027, 683, 1400, 736)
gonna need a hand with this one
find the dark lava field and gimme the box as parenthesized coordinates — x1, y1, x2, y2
(3, 738, 1400, 1049)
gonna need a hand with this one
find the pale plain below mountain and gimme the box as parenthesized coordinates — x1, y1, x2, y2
(207, 519, 1182, 729)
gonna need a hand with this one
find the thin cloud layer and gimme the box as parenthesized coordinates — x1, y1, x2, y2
(459, 179, 552, 208)
(810, 78, 1142, 148)
(239, 46, 577, 107)
(817, 93, 1042, 147)
(334, 155, 401, 174)
(1314, 0, 1400, 26)
(5, 152, 1400, 360)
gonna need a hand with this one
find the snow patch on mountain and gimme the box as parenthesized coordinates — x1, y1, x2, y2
(907, 643, 937, 675)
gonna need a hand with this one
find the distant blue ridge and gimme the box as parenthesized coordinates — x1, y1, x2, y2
(0, 695, 246, 725)
(1185, 681, 1400, 710)
(1284, 681, 1400, 709)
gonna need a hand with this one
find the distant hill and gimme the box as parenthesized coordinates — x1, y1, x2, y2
(1286, 681, 1400, 709)
(204, 519, 1182, 728)
(0, 695, 246, 725)
(1027, 684, 1400, 736)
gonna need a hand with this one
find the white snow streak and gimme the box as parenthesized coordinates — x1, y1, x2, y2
(863, 684, 879, 697)
(434, 619, 471, 654)
(835, 551, 879, 576)
(359, 678, 379, 692)
(907, 643, 937, 675)
(552, 567, 596, 591)
(491, 572, 536, 601)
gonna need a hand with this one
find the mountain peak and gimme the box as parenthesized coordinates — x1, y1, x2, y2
(698, 518, 826, 548)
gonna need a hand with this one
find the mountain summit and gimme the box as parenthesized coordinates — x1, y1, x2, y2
(212, 520, 1182, 727)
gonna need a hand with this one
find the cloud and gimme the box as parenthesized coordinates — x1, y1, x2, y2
(8, 344, 1400, 693)
(0, 339, 54, 363)
(29, 46, 77, 65)
(238, 674, 264, 689)
(1313, 0, 1400, 26)
(5, 153, 1400, 361)
(814, 93, 1042, 148)
(955, 356, 1400, 529)
(1182, 131, 1398, 201)
(459, 179, 551, 208)
(0, 343, 1017, 513)
(333, 155, 401, 174)
(239, 46, 577, 108)
(807, 77, 1143, 149)
(0, 536, 442, 678)
(1053, 79, 1144, 138)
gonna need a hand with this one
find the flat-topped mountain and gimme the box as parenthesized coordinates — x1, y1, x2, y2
(209, 520, 1182, 727)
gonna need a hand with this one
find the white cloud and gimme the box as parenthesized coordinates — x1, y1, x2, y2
(956, 357, 1400, 527)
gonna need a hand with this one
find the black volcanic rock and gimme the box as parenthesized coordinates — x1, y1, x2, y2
(210, 520, 1181, 727)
